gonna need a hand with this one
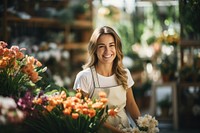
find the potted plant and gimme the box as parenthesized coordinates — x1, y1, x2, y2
(70, 2, 89, 20)
(157, 95, 171, 117)
(158, 54, 177, 82)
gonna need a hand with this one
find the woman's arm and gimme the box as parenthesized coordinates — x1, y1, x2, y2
(103, 122, 125, 133)
(125, 88, 141, 125)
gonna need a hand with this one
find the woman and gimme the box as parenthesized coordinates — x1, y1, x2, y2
(73, 26, 140, 133)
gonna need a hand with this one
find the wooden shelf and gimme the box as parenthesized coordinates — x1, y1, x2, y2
(2, 0, 93, 87)
(180, 40, 200, 47)
(7, 16, 92, 29)
(178, 82, 200, 87)
(59, 43, 88, 50)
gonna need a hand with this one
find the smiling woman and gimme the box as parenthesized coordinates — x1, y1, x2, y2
(73, 26, 141, 133)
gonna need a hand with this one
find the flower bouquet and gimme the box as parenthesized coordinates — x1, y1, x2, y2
(0, 41, 48, 132)
(25, 89, 118, 133)
(117, 114, 159, 133)
(133, 114, 159, 133)
(0, 41, 46, 99)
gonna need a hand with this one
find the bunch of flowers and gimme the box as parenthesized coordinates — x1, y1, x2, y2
(133, 114, 159, 133)
(157, 30, 180, 46)
(26, 89, 118, 133)
(0, 41, 46, 98)
(117, 114, 159, 133)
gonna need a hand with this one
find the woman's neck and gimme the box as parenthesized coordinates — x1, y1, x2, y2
(95, 63, 113, 77)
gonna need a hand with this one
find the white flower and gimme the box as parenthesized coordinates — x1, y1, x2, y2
(0, 96, 17, 110)
(0, 96, 25, 124)
(134, 114, 159, 133)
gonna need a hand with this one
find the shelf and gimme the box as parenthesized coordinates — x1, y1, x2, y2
(60, 43, 88, 50)
(150, 82, 178, 130)
(180, 40, 200, 47)
(2, 0, 93, 88)
(178, 82, 200, 87)
(6, 16, 92, 29)
(157, 116, 173, 122)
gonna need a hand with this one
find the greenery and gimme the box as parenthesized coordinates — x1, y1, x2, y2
(69, 1, 89, 19)
(56, 8, 74, 24)
(179, 62, 200, 82)
(116, 23, 135, 55)
(158, 53, 177, 81)
(126, 51, 144, 72)
(158, 95, 171, 108)
(180, 0, 200, 39)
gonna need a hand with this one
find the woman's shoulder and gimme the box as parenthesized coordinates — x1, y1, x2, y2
(124, 68, 131, 74)
(76, 68, 92, 78)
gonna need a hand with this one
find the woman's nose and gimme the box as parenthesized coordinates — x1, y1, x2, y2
(105, 46, 110, 52)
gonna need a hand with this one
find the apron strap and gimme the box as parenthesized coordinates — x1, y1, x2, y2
(90, 66, 100, 87)
(89, 66, 100, 98)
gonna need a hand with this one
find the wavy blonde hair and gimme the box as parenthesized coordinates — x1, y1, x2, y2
(83, 26, 128, 90)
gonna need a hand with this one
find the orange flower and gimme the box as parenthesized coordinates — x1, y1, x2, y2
(92, 102, 104, 109)
(48, 98, 58, 106)
(30, 71, 39, 83)
(63, 100, 72, 108)
(32, 97, 43, 105)
(74, 103, 83, 112)
(100, 97, 108, 104)
(99, 91, 107, 98)
(75, 92, 82, 99)
(72, 113, 79, 119)
(63, 108, 72, 115)
(16, 51, 25, 59)
(108, 108, 118, 117)
(46, 105, 54, 112)
(88, 109, 96, 118)
(35, 60, 42, 67)
(0, 59, 8, 68)
(71, 97, 80, 103)
(82, 108, 88, 115)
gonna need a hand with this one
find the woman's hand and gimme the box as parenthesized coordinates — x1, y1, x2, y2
(103, 123, 125, 133)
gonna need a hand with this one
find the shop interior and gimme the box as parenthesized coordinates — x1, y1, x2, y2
(0, 0, 200, 132)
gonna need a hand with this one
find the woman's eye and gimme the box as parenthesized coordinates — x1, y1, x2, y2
(110, 44, 115, 47)
(98, 45, 104, 48)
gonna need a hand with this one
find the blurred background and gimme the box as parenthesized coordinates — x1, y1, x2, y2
(0, 0, 200, 132)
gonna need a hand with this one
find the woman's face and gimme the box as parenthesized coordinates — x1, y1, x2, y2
(96, 34, 116, 65)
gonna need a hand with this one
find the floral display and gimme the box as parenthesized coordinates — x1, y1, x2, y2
(0, 41, 46, 98)
(157, 30, 180, 46)
(0, 41, 159, 133)
(25, 89, 118, 133)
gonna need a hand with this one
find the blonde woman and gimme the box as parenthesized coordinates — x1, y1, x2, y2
(73, 26, 140, 133)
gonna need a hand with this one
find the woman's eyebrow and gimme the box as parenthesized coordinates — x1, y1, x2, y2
(109, 42, 115, 44)
(97, 41, 115, 45)
(97, 43, 105, 45)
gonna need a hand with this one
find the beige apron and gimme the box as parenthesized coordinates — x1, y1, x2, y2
(89, 66, 130, 132)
